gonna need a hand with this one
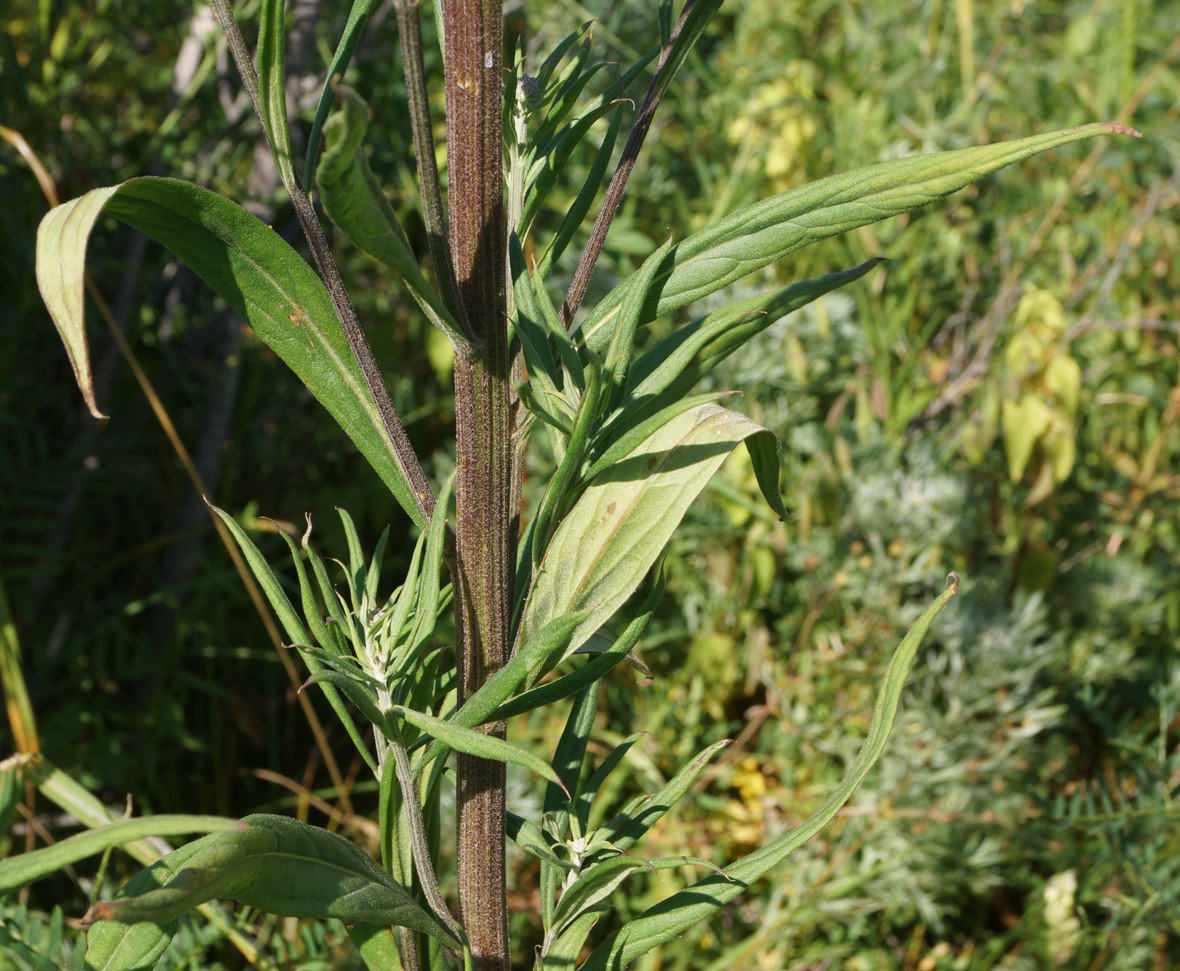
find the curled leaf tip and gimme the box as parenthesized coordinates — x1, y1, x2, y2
(945, 571, 961, 592)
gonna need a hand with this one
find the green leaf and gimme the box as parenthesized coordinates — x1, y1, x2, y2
(35, 179, 427, 526)
(603, 235, 677, 402)
(599, 739, 730, 855)
(574, 734, 644, 832)
(580, 124, 1140, 354)
(316, 87, 467, 346)
(270, 520, 377, 772)
(210, 506, 383, 771)
(0, 815, 236, 895)
(256, 0, 296, 192)
(492, 569, 664, 721)
(450, 612, 589, 729)
(519, 81, 620, 235)
(581, 575, 963, 971)
(392, 706, 570, 796)
(551, 856, 654, 935)
(506, 812, 575, 871)
(347, 923, 404, 971)
(537, 102, 626, 280)
(304, 0, 379, 189)
(518, 403, 780, 659)
(540, 910, 601, 971)
(618, 260, 884, 427)
(85, 814, 460, 948)
(82, 841, 208, 971)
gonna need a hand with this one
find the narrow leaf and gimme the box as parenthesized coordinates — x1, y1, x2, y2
(583, 575, 962, 970)
(600, 739, 730, 854)
(620, 260, 884, 417)
(304, 0, 379, 189)
(581, 124, 1140, 353)
(451, 612, 589, 729)
(506, 812, 575, 871)
(0, 816, 236, 894)
(256, 0, 297, 191)
(392, 706, 570, 796)
(552, 856, 653, 934)
(493, 570, 663, 721)
(35, 179, 427, 526)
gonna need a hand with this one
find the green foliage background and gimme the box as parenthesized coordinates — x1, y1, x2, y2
(2, 0, 1178, 968)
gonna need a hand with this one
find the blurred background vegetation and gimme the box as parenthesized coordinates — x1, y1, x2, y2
(2, 0, 1178, 968)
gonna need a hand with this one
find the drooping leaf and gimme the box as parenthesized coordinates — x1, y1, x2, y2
(580, 576, 962, 971)
(316, 87, 466, 345)
(518, 403, 781, 658)
(84, 814, 459, 947)
(580, 124, 1140, 354)
(82, 839, 211, 971)
(35, 179, 426, 526)
(0, 816, 236, 895)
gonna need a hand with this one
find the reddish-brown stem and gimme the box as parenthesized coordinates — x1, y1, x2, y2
(442, 2, 512, 969)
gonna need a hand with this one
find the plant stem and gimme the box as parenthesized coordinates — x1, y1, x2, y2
(442, 2, 512, 969)
(395, 0, 467, 330)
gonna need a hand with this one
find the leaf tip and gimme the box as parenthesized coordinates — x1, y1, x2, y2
(945, 571, 961, 594)
(1104, 122, 1142, 138)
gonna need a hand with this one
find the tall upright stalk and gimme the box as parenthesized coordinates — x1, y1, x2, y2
(441, 2, 512, 969)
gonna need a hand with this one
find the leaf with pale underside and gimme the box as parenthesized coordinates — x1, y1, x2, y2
(518, 403, 780, 659)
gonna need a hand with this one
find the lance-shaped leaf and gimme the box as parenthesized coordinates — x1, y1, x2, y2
(573, 733, 645, 833)
(613, 259, 885, 437)
(316, 87, 467, 346)
(392, 706, 570, 796)
(580, 576, 962, 971)
(35, 178, 427, 526)
(540, 910, 600, 971)
(450, 612, 588, 729)
(519, 82, 621, 235)
(492, 570, 664, 721)
(256, 0, 297, 192)
(580, 123, 1140, 354)
(0, 815, 237, 894)
(537, 97, 626, 281)
(550, 856, 654, 937)
(304, 0, 379, 188)
(84, 814, 460, 948)
(518, 403, 783, 657)
(598, 738, 731, 855)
